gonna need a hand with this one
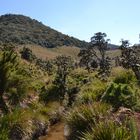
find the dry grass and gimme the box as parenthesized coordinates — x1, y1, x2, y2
(106, 49, 121, 58)
(17, 44, 121, 61)
(18, 45, 80, 60)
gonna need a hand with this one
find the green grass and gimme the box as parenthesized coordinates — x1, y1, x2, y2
(65, 102, 111, 139)
(76, 78, 107, 105)
(81, 120, 131, 140)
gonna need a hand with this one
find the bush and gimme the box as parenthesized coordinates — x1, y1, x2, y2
(67, 68, 90, 105)
(101, 82, 138, 110)
(65, 102, 111, 139)
(68, 68, 89, 87)
(20, 47, 36, 62)
(76, 79, 107, 105)
(111, 67, 136, 84)
(0, 105, 50, 140)
(39, 84, 60, 103)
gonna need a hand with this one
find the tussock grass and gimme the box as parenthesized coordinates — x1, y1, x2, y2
(81, 120, 131, 140)
(65, 102, 111, 139)
(76, 78, 107, 105)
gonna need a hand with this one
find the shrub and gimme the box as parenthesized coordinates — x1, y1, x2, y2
(39, 84, 60, 103)
(101, 82, 138, 110)
(111, 67, 136, 84)
(67, 68, 90, 105)
(68, 68, 89, 87)
(76, 79, 107, 105)
(20, 47, 36, 62)
(0, 105, 50, 140)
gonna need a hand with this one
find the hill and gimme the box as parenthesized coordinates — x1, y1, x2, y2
(0, 14, 89, 48)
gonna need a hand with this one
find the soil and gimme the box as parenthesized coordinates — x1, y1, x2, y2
(39, 122, 65, 140)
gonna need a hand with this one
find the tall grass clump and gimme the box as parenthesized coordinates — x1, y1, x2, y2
(68, 68, 89, 87)
(80, 120, 131, 140)
(65, 102, 111, 139)
(76, 79, 107, 105)
(129, 118, 138, 140)
(0, 109, 26, 140)
(0, 104, 50, 140)
(111, 67, 136, 84)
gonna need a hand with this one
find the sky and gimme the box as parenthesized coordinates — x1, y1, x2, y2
(0, 0, 140, 45)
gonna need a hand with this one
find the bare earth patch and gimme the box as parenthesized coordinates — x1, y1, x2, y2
(39, 122, 65, 140)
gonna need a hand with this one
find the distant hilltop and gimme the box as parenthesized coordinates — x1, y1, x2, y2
(0, 14, 89, 48)
(0, 14, 119, 49)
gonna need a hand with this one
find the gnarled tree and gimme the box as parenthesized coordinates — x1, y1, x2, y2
(78, 32, 111, 77)
(91, 32, 111, 76)
(120, 40, 140, 82)
(54, 55, 74, 101)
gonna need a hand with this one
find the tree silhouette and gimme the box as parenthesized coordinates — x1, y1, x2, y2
(91, 32, 111, 76)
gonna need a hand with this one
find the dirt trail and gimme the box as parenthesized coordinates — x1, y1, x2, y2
(39, 122, 65, 140)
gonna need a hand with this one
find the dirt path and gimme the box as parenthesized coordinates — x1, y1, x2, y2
(39, 122, 65, 140)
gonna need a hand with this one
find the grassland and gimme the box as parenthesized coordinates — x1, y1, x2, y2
(18, 44, 121, 61)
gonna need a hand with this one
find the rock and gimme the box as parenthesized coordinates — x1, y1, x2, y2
(32, 120, 49, 139)
(64, 125, 70, 137)
(115, 107, 134, 123)
(9, 120, 49, 140)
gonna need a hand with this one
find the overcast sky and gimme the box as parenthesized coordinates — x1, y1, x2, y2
(1, 0, 140, 45)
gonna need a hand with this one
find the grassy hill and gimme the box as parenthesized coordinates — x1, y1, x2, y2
(0, 14, 121, 63)
(0, 14, 89, 48)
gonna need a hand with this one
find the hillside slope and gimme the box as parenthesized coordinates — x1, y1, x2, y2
(0, 14, 88, 48)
